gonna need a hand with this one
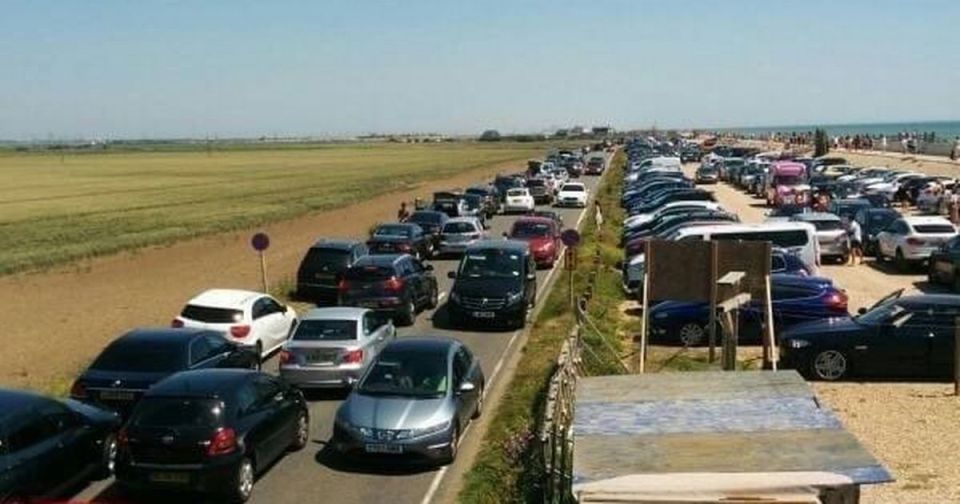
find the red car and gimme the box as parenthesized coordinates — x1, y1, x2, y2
(507, 217, 560, 268)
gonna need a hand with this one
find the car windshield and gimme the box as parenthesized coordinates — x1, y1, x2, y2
(512, 221, 552, 238)
(464, 195, 481, 209)
(358, 349, 448, 397)
(180, 304, 243, 324)
(300, 249, 350, 273)
(91, 339, 185, 372)
(130, 398, 222, 428)
(562, 185, 585, 192)
(292, 319, 357, 341)
(856, 299, 906, 325)
(775, 175, 804, 185)
(374, 225, 410, 238)
(345, 265, 394, 281)
(459, 249, 522, 279)
(443, 222, 478, 234)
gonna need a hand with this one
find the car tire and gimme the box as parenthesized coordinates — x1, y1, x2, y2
(678, 322, 706, 347)
(400, 299, 417, 326)
(290, 410, 309, 451)
(895, 248, 909, 272)
(427, 285, 439, 309)
(94, 433, 118, 479)
(230, 457, 255, 503)
(808, 349, 850, 381)
(472, 384, 484, 419)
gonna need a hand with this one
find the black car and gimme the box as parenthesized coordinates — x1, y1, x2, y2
(447, 240, 537, 329)
(493, 175, 524, 203)
(0, 389, 120, 503)
(854, 207, 901, 256)
(780, 291, 960, 381)
(407, 210, 449, 250)
(339, 254, 439, 326)
(828, 198, 874, 221)
(295, 239, 368, 303)
(116, 369, 309, 502)
(432, 191, 467, 218)
(465, 186, 498, 218)
(367, 223, 432, 260)
(928, 236, 960, 291)
(71, 329, 258, 418)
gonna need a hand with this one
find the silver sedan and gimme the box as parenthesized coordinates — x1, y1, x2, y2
(279, 307, 396, 389)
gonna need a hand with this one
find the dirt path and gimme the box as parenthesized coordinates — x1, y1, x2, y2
(0, 159, 526, 391)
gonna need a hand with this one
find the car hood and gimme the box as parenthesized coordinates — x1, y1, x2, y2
(340, 392, 450, 429)
(781, 316, 863, 339)
(514, 236, 553, 249)
(453, 277, 523, 297)
(80, 368, 173, 391)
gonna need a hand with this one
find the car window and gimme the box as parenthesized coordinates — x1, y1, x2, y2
(292, 319, 357, 341)
(131, 398, 223, 427)
(190, 336, 214, 365)
(772, 284, 815, 300)
(91, 338, 186, 372)
(771, 255, 786, 272)
(181, 304, 244, 324)
(252, 298, 269, 319)
(236, 383, 257, 416)
(453, 347, 471, 385)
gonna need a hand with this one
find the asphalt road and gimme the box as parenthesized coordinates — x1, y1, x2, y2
(74, 155, 609, 504)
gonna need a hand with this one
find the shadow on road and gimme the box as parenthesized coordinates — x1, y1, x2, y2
(313, 441, 437, 476)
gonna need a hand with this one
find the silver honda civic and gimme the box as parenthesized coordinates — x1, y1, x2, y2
(332, 337, 484, 464)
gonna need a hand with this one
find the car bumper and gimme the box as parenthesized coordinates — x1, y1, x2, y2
(532, 249, 556, 265)
(296, 283, 339, 303)
(280, 365, 363, 388)
(819, 241, 847, 256)
(448, 300, 525, 327)
(342, 296, 406, 315)
(503, 203, 533, 212)
(556, 198, 586, 207)
(332, 424, 453, 462)
(116, 455, 241, 495)
(901, 246, 939, 261)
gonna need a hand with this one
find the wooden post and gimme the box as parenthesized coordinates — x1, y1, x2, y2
(259, 251, 269, 293)
(708, 242, 718, 363)
(639, 242, 651, 374)
(765, 274, 778, 371)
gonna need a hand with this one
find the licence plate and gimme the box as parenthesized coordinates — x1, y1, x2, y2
(365, 443, 403, 454)
(100, 390, 135, 401)
(472, 311, 496, 319)
(149, 472, 190, 484)
(307, 350, 336, 364)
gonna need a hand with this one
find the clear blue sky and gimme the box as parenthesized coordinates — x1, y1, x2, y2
(2, 0, 958, 139)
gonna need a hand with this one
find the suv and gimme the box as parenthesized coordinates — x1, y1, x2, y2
(447, 240, 537, 329)
(367, 223, 432, 260)
(296, 239, 368, 304)
(526, 178, 553, 204)
(339, 254, 439, 326)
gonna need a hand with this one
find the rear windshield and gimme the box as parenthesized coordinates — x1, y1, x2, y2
(811, 220, 842, 231)
(373, 225, 410, 238)
(443, 222, 478, 234)
(460, 249, 523, 279)
(292, 319, 357, 341)
(131, 398, 222, 428)
(344, 265, 395, 281)
(409, 212, 443, 224)
(712, 230, 809, 248)
(507, 189, 527, 197)
(92, 340, 185, 372)
(914, 224, 956, 234)
(527, 179, 546, 187)
(511, 221, 552, 238)
(300, 248, 350, 272)
(562, 185, 585, 192)
(181, 305, 243, 323)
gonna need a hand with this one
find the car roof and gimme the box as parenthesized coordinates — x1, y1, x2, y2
(145, 369, 259, 398)
(834, 198, 872, 205)
(514, 216, 554, 225)
(188, 289, 264, 308)
(376, 222, 419, 230)
(382, 336, 458, 354)
(410, 210, 446, 217)
(0, 388, 49, 421)
(677, 221, 814, 235)
(561, 182, 585, 187)
(300, 307, 368, 321)
(445, 217, 480, 225)
(354, 254, 406, 267)
(119, 327, 211, 345)
(466, 239, 528, 252)
(310, 238, 362, 250)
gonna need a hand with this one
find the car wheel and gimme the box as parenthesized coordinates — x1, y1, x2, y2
(290, 410, 309, 451)
(94, 433, 118, 479)
(810, 349, 849, 381)
(678, 322, 705, 347)
(230, 457, 255, 503)
(895, 248, 909, 272)
(401, 299, 416, 326)
(472, 384, 484, 419)
(427, 285, 439, 309)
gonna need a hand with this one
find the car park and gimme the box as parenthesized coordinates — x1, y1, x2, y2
(502, 188, 536, 213)
(556, 182, 588, 207)
(338, 254, 438, 326)
(507, 216, 561, 268)
(279, 307, 396, 389)
(332, 337, 484, 465)
(437, 217, 486, 257)
(0, 388, 121, 504)
(295, 239, 368, 304)
(174, 289, 298, 360)
(447, 240, 536, 329)
(115, 369, 309, 502)
(367, 222, 432, 260)
(71, 328, 258, 417)
(876, 216, 958, 271)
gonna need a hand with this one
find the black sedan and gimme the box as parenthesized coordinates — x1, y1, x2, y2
(0, 388, 120, 503)
(116, 369, 309, 502)
(780, 290, 960, 381)
(71, 328, 258, 418)
(367, 223, 432, 260)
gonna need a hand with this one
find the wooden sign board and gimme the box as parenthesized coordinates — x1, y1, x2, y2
(715, 240, 772, 298)
(646, 240, 713, 302)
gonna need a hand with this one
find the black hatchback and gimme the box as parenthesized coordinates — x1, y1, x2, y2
(71, 328, 258, 418)
(367, 223, 432, 260)
(295, 239, 368, 304)
(339, 254, 439, 326)
(0, 389, 120, 503)
(116, 369, 309, 503)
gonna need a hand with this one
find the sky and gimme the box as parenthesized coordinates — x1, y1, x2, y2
(1, 0, 958, 139)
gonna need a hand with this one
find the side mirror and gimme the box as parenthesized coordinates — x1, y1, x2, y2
(857, 307, 867, 315)
(425, 264, 434, 271)
(526, 273, 536, 281)
(447, 271, 457, 279)
(458, 381, 476, 393)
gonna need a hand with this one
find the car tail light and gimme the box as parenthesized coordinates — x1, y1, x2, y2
(384, 276, 405, 292)
(825, 291, 848, 311)
(230, 325, 251, 339)
(906, 237, 925, 246)
(70, 380, 87, 399)
(342, 348, 364, 364)
(207, 428, 238, 457)
(397, 243, 412, 252)
(338, 279, 351, 293)
(279, 350, 294, 365)
(171, 318, 184, 328)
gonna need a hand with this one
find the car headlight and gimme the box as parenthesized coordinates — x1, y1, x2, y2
(787, 339, 811, 349)
(396, 420, 451, 440)
(506, 291, 524, 305)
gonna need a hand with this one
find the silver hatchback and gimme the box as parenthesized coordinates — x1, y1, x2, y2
(279, 307, 396, 389)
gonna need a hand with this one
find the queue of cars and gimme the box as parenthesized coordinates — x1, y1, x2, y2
(0, 147, 606, 503)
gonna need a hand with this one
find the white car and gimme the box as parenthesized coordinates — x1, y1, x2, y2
(876, 216, 958, 270)
(863, 172, 922, 199)
(503, 187, 535, 213)
(174, 289, 298, 360)
(624, 201, 722, 230)
(556, 182, 588, 207)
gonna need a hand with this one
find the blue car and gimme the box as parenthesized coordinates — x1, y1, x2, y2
(649, 274, 848, 346)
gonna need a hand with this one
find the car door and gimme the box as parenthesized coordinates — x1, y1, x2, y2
(451, 346, 475, 427)
(408, 258, 430, 304)
(3, 404, 84, 498)
(866, 307, 931, 376)
(247, 375, 293, 465)
(253, 297, 288, 352)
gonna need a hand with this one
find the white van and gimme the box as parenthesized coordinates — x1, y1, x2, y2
(671, 222, 820, 275)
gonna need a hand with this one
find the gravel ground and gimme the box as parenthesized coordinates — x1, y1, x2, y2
(686, 161, 960, 503)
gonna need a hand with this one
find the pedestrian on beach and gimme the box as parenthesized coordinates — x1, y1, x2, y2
(951, 185, 960, 226)
(952, 136, 960, 161)
(881, 135, 887, 152)
(843, 216, 863, 266)
(397, 201, 410, 222)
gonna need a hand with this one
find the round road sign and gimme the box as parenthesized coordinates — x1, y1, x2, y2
(560, 229, 581, 248)
(251, 232, 270, 252)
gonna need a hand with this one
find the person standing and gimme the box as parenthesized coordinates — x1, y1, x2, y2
(844, 216, 863, 266)
(952, 136, 960, 161)
(397, 201, 411, 222)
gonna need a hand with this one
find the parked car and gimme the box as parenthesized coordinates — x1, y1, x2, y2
(407, 210, 449, 251)
(115, 369, 309, 502)
(828, 198, 874, 221)
(432, 191, 468, 218)
(339, 254, 438, 326)
(790, 213, 847, 263)
(694, 164, 719, 184)
(295, 239, 368, 304)
(525, 178, 553, 205)
(493, 175, 525, 204)
(556, 182, 588, 208)
(502, 188, 536, 213)
(650, 275, 847, 346)
(279, 307, 395, 389)
(447, 240, 537, 329)
(461, 193, 489, 227)
(437, 217, 486, 257)
(781, 291, 960, 381)
(332, 337, 484, 465)
(876, 216, 958, 271)
(174, 289, 297, 360)
(71, 328, 258, 417)
(507, 216, 560, 268)
(367, 222, 432, 260)
(0, 388, 121, 504)
(927, 235, 960, 291)
(854, 207, 901, 257)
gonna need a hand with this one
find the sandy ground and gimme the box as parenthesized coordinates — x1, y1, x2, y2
(834, 148, 960, 178)
(0, 158, 527, 392)
(685, 161, 960, 503)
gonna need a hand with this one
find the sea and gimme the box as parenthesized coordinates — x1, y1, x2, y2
(716, 120, 960, 142)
